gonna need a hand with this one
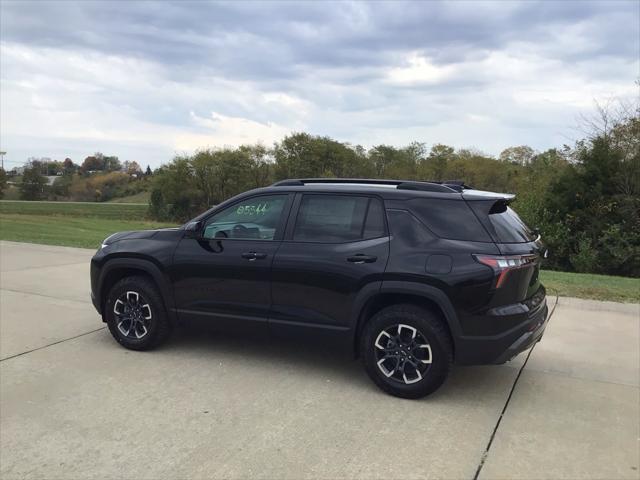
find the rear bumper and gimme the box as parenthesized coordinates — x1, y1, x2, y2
(492, 303, 548, 364)
(454, 297, 549, 365)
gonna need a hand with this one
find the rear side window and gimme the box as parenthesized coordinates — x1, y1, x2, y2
(407, 198, 491, 242)
(489, 205, 536, 243)
(293, 195, 385, 243)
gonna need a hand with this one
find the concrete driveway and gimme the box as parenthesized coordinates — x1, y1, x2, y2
(1, 241, 638, 479)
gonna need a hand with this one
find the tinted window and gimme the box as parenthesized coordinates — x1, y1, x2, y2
(489, 206, 536, 243)
(203, 195, 287, 240)
(293, 195, 385, 243)
(387, 209, 435, 248)
(363, 198, 386, 239)
(407, 199, 491, 242)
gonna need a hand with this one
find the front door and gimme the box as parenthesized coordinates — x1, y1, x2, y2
(171, 193, 291, 333)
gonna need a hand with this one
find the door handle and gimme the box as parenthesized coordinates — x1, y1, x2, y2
(241, 252, 267, 261)
(347, 254, 377, 264)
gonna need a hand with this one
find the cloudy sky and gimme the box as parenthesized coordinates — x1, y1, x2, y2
(1, 0, 638, 168)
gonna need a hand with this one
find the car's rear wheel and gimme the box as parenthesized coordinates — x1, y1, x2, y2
(105, 276, 171, 350)
(361, 304, 453, 399)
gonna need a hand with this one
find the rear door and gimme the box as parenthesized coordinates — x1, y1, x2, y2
(270, 193, 389, 341)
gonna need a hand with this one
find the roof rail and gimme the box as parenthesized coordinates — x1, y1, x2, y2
(439, 180, 474, 192)
(271, 178, 457, 193)
(397, 181, 456, 193)
(272, 179, 304, 186)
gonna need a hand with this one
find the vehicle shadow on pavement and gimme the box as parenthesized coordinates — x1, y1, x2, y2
(162, 323, 522, 401)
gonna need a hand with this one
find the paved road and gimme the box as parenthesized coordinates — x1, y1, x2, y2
(1, 241, 638, 479)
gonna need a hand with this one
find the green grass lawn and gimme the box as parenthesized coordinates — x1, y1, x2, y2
(541, 270, 639, 303)
(0, 200, 149, 220)
(108, 191, 151, 204)
(0, 200, 176, 249)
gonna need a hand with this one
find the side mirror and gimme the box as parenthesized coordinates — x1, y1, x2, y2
(184, 220, 203, 238)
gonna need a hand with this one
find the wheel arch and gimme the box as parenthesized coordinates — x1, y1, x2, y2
(353, 282, 461, 359)
(98, 258, 177, 325)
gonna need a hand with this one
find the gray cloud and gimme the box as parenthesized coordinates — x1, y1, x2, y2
(0, 0, 638, 165)
(4, 1, 636, 73)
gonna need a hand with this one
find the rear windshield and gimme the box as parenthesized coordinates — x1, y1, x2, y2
(407, 199, 491, 242)
(489, 206, 536, 243)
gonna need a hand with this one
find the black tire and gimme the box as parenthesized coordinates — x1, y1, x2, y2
(360, 304, 453, 399)
(105, 276, 171, 351)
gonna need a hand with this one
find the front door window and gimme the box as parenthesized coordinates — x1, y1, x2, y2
(203, 195, 287, 240)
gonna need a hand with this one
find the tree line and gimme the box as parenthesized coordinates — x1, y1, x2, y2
(149, 109, 639, 277)
(1, 106, 636, 277)
(1, 154, 153, 202)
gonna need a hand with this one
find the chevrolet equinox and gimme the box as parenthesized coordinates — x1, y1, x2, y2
(90, 178, 549, 398)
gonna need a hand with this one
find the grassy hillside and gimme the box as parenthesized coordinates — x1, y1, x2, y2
(108, 191, 150, 204)
(0, 200, 148, 219)
(0, 200, 175, 248)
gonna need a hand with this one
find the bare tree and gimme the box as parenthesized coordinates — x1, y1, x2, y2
(577, 92, 638, 141)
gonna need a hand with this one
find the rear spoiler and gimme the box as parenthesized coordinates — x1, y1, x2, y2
(464, 191, 515, 218)
(462, 189, 516, 203)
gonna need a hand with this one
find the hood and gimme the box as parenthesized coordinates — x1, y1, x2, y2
(102, 229, 159, 245)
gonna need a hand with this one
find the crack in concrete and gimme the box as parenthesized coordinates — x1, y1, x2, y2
(473, 294, 559, 480)
(0, 287, 91, 304)
(520, 366, 639, 388)
(0, 261, 89, 273)
(0, 327, 106, 362)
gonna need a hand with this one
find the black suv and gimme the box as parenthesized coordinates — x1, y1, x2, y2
(90, 179, 548, 398)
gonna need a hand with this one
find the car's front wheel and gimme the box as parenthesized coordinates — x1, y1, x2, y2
(105, 276, 171, 350)
(361, 304, 453, 399)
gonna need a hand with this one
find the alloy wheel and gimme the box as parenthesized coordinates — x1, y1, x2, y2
(374, 324, 432, 384)
(113, 291, 152, 339)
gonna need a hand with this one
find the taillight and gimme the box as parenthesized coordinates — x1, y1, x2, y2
(474, 254, 537, 288)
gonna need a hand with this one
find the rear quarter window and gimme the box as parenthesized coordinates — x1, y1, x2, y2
(488, 205, 536, 243)
(407, 198, 491, 242)
(387, 209, 436, 248)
